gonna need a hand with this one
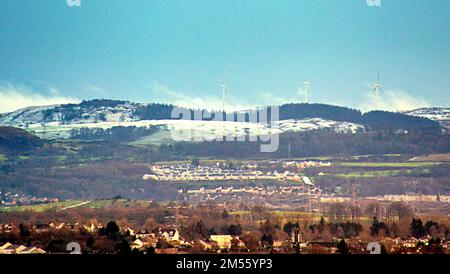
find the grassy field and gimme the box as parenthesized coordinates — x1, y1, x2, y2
(328, 169, 431, 179)
(130, 131, 175, 147)
(350, 154, 402, 160)
(229, 210, 324, 222)
(0, 200, 85, 212)
(83, 199, 112, 209)
(0, 199, 156, 212)
(0, 153, 6, 162)
(338, 162, 441, 168)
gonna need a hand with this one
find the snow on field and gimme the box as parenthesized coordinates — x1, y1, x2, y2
(23, 118, 364, 141)
(0, 103, 365, 141)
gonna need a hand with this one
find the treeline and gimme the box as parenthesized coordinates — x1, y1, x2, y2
(280, 103, 362, 123)
(69, 126, 159, 142)
(34, 100, 442, 132)
(133, 103, 176, 120)
(160, 129, 450, 159)
(363, 110, 440, 132)
(281, 104, 440, 132)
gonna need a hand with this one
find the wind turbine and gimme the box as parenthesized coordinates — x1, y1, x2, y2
(221, 82, 227, 113)
(301, 81, 310, 103)
(372, 72, 384, 110)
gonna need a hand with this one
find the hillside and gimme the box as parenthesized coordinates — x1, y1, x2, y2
(404, 107, 450, 130)
(0, 100, 444, 143)
(0, 127, 45, 153)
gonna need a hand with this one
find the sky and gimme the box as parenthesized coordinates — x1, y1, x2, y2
(0, 0, 449, 113)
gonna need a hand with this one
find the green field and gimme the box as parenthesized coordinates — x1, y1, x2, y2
(130, 131, 175, 147)
(0, 154, 6, 162)
(328, 169, 431, 179)
(338, 162, 441, 168)
(0, 200, 85, 212)
(229, 210, 324, 222)
(0, 199, 156, 212)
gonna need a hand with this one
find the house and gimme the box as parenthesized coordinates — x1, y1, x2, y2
(49, 222, 66, 230)
(160, 228, 180, 242)
(81, 223, 97, 233)
(197, 240, 215, 251)
(0, 242, 46, 254)
(135, 229, 153, 239)
(0, 223, 14, 233)
(210, 235, 233, 250)
(19, 246, 46, 254)
(122, 227, 135, 236)
(131, 236, 158, 250)
(66, 222, 81, 231)
(403, 238, 419, 248)
(34, 223, 50, 233)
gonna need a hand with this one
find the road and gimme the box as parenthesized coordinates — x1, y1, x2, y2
(59, 201, 91, 211)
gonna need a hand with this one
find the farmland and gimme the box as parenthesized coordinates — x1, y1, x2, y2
(0, 200, 85, 212)
(337, 162, 442, 168)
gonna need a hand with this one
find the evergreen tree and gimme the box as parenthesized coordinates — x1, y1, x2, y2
(337, 239, 349, 254)
(105, 221, 120, 238)
(117, 239, 131, 255)
(410, 218, 426, 238)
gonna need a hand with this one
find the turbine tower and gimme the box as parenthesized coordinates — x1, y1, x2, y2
(372, 72, 384, 110)
(303, 81, 310, 103)
(221, 82, 227, 113)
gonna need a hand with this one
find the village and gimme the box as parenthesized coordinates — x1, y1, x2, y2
(142, 161, 331, 182)
(1, 217, 449, 255)
(0, 191, 59, 207)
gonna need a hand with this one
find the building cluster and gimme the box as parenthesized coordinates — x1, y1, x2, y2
(143, 164, 316, 182)
(319, 195, 353, 203)
(0, 221, 248, 254)
(128, 228, 247, 253)
(281, 160, 332, 169)
(0, 242, 46, 254)
(1, 219, 449, 254)
(0, 222, 104, 234)
(0, 191, 59, 207)
(296, 236, 449, 254)
(367, 194, 450, 203)
(128, 227, 188, 252)
(182, 185, 320, 196)
(180, 185, 322, 212)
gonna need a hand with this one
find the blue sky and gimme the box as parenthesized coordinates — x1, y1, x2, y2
(0, 0, 449, 113)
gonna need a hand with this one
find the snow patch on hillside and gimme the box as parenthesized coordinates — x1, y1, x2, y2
(20, 118, 364, 140)
(404, 107, 450, 130)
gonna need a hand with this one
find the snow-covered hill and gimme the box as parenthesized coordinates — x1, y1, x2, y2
(3, 100, 446, 143)
(404, 107, 450, 130)
(0, 101, 141, 127)
(0, 101, 366, 141)
(13, 118, 364, 141)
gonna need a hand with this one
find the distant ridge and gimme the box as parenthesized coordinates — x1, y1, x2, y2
(404, 107, 450, 130)
(0, 99, 444, 137)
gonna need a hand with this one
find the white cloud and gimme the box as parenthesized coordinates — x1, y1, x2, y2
(0, 83, 79, 114)
(149, 81, 304, 112)
(260, 92, 292, 106)
(150, 81, 255, 111)
(359, 87, 430, 112)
